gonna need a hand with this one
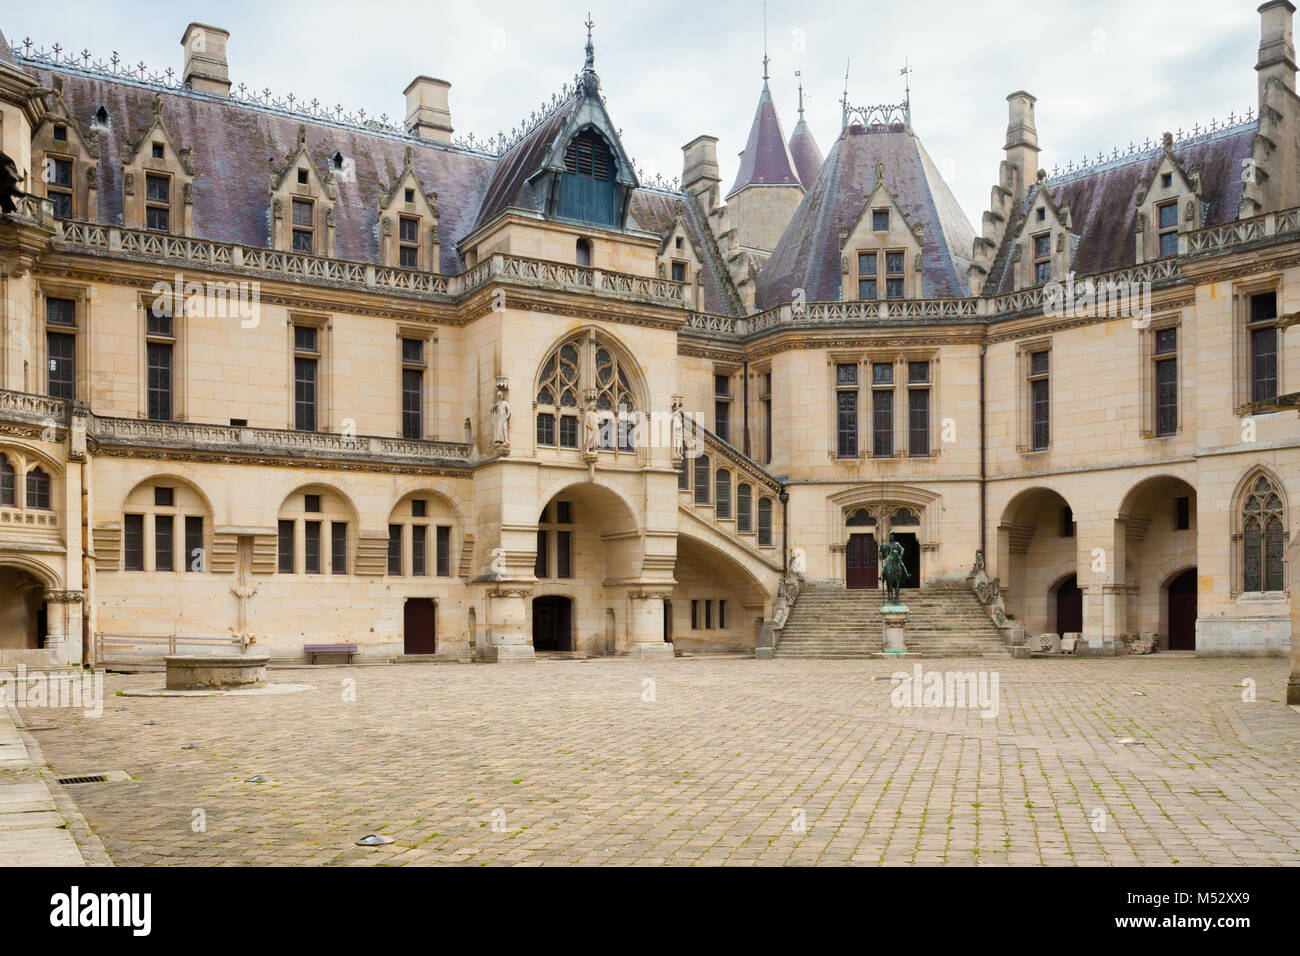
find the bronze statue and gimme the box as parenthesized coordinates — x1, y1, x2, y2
(880, 531, 910, 605)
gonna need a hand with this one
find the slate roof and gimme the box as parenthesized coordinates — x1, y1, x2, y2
(755, 123, 977, 309)
(787, 116, 823, 189)
(472, 95, 579, 230)
(989, 123, 1258, 294)
(0, 29, 16, 67)
(727, 85, 801, 198)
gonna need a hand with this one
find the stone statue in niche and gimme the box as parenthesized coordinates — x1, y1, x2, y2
(582, 396, 600, 455)
(490, 388, 511, 448)
(671, 396, 686, 461)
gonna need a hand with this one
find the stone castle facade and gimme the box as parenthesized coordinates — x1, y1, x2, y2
(0, 8, 1297, 691)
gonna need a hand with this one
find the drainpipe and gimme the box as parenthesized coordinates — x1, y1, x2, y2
(779, 485, 790, 573)
(81, 458, 90, 668)
(979, 344, 987, 562)
(742, 361, 751, 457)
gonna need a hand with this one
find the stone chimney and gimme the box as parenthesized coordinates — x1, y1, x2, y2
(181, 23, 231, 96)
(404, 76, 453, 143)
(1257, 0, 1297, 94)
(682, 135, 721, 204)
(1004, 91, 1039, 206)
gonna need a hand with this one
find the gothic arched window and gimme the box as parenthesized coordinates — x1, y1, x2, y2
(535, 336, 639, 453)
(1242, 475, 1285, 592)
(846, 508, 875, 526)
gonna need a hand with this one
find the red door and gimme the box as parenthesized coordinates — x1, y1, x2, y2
(1167, 569, 1197, 650)
(846, 534, 878, 590)
(403, 598, 437, 654)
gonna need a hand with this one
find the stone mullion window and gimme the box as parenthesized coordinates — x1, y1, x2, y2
(871, 361, 894, 459)
(835, 362, 859, 459)
(1240, 475, 1287, 595)
(536, 336, 639, 454)
(1016, 338, 1052, 453)
(907, 360, 931, 457)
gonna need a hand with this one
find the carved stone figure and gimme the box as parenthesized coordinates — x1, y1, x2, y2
(490, 388, 511, 447)
(789, 546, 806, 576)
(670, 397, 686, 461)
(582, 396, 600, 454)
(0, 151, 23, 214)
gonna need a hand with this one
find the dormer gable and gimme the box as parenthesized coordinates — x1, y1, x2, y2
(1012, 176, 1076, 290)
(268, 124, 337, 256)
(377, 146, 441, 272)
(120, 94, 195, 236)
(31, 78, 99, 221)
(1134, 132, 1203, 263)
(655, 204, 707, 309)
(841, 163, 925, 301)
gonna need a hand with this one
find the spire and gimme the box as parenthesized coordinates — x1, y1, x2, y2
(728, 76, 801, 198)
(788, 71, 824, 189)
(762, 2, 770, 89)
(580, 12, 599, 94)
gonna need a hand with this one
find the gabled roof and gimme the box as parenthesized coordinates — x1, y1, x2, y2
(473, 96, 580, 228)
(727, 84, 801, 198)
(755, 123, 977, 308)
(988, 122, 1256, 293)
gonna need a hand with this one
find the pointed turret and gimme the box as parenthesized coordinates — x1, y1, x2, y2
(787, 74, 823, 189)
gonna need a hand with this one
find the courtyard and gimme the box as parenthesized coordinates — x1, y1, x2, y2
(20, 655, 1300, 866)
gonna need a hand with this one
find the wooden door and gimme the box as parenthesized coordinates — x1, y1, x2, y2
(1167, 569, 1197, 651)
(1055, 575, 1082, 635)
(846, 533, 877, 589)
(403, 598, 437, 654)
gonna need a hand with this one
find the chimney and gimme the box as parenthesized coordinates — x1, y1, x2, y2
(682, 135, 721, 202)
(1257, 0, 1297, 95)
(181, 23, 231, 96)
(1004, 91, 1040, 205)
(404, 76, 453, 143)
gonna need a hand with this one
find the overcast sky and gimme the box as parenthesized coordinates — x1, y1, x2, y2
(4, 0, 1266, 224)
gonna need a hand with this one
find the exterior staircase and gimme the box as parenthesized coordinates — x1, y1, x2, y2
(774, 583, 1011, 659)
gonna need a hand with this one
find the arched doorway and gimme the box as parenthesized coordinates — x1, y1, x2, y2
(1054, 574, 1082, 635)
(1167, 569, 1197, 650)
(0, 567, 45, 651)
(844, 508, 877, 589)
(998, 487, 1077, 634)
(533, 596, 572, 652)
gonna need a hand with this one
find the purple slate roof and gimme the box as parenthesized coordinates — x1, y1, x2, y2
(727, 86, 801, 198)
(32, 65, 498, 273)
(756, 124, 977, 309)
(0, 30, 16, 67)
(787, 117, 823, 190)
(472, 95, 579, 230)
(989, 123, 1257, 294)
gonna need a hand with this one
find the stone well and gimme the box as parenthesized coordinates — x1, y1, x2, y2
(164, 655, 269, 691)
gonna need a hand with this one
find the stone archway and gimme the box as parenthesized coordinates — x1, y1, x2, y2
(998, 487, 1077, 635)
(0, 567, 45, 651)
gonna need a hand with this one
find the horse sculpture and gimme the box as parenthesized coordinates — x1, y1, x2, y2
(880, 531, 910, 606)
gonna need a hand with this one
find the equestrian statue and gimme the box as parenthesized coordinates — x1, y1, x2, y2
(880, 532, 910, 606)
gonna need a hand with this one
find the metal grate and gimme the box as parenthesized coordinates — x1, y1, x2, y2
(56, 774, 108, 786)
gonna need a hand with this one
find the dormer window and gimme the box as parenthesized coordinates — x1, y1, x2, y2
(145, 173, 171, 232)
(47, 157, 73, 217)
(292, 198, 315, 252)
(885, 251, 905, 298)
(675, 236, 684, 250)
(94, 106, 109, 127)
(671, 261, 686, 282)
(1036, 207, 1046, 222)
(332, 151, 344, 171)
(1161, 172, 1173, 188)
(558, 129, 618, 228)
(152, 142, 164, 160)
(857, 251, 878, 299)
(872, 209, 890, 231)
(404, 188, 415, 204)
(398, 215, 419, 267)
(1157, 201, 1178, 257)
(53, 124, 67, 142)
(1033, 232, 1051, 284)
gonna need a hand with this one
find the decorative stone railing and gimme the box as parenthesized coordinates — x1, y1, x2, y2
(87, 416, 476, 467)
(694, 425, 783, 498)
(53, 222, 685, 309)
(3, 193, 57, 228)
(1184, 206, 1300, 257)
(0, 388, 70, 425)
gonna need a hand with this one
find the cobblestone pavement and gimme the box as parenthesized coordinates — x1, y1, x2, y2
(20, 656, 1300, 866)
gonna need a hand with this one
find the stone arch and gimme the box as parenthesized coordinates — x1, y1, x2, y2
(122, 472, 215, 520)
(386, 476, 470, 528)
(0, 554, 61, 589)
(535, 475, 641, 538)
(533, 324, 652, 413)
(996, 486, 1077, 635)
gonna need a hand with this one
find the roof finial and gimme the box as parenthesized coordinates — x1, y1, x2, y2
(841, 59, 850, 129)
(900, 56, 912, 125)
(584, 12, 595, 73)
(762, 2, 770, 88)
(795, 70, 805, 119)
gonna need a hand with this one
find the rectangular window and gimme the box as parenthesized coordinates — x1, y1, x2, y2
(694, 455, 710, 504)
(1157, 201, 1178, 258)
(1250, 328, 1278, 405)
(292, 199, 314, 253)
(691, 600, 699, 629)
(278, 519, 295, 574)
(535, 529, 548, 578)
(398, 215, 419, 268)
(304, 494, 321, 513)
(387, 524, 403, 576)
(154, 487, 174, 507)
(145, 173, 170, 232)
(1033, 232, 1051, 284)
(837, 390, 858, 458)
(858, 278, 878, 300)
(1029, 349, 1050, 450)
(857, 252, 877, 276)
(412, 524, 427, 576)
(46, 297, 76, 327)
(331, 522, 347, 575)
(715, 471, 732, 519)
(48, 157, 72, 217)
(556, 530, 572, 579)
(558, 415, 578, 448)
(185, 515, 204, 572)
(872, 210, 889, 231)
(304, 520, 321, 574)
(556, 501, 571, 523)
(763, 395, 772, 464)
(537, 413, 556, 446)
(402, 368, 423, 440)
(679, 454, 690, 490)
(757, 497, 772, 547)
(146, 341, 173, 421)
(737, 484, 752, 533)
(1154, 327, 1178, 437)
(124, 514, 145, 571)
(908, 388, 930, 457)
(718, 600, 727, 629)
(704, 600, 713, 629)
(885, 251, 904, 298)
(436, 526, 451, 577)
(872, 390, 893, 458)
(294, 356, 317, 431)
(1175, 496, 1191, 531)
(46, 331, 75, 400)
(714, 399, 729, 442)
(671, 261, 686, 282)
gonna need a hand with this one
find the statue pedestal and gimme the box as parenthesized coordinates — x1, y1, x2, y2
(874, 605, 918, 658)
